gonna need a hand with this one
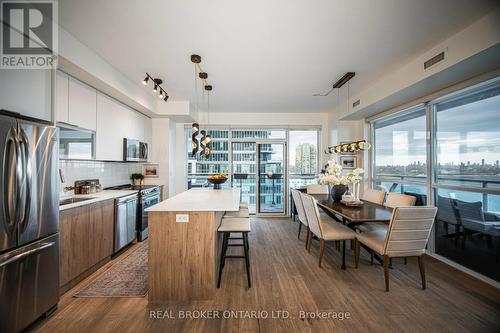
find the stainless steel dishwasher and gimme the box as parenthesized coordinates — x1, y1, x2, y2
(114, 193, 138, 253)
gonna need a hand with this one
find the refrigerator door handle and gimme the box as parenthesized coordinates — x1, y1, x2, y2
(18, 127, 32, 234)
(0, 241, 55, 268)
(2, 127, 21, 237)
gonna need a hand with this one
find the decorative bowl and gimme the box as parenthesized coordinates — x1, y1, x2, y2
(207, 174, 228, 189)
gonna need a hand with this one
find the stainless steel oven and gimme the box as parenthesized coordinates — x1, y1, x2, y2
(123, 138, 148, 162)
(138, 187, 160, 241)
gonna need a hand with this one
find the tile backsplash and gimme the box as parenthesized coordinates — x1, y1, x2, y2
(59, 160, 143, 189)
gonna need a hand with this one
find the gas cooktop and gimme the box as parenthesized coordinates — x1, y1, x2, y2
(104, 184, 160, 196)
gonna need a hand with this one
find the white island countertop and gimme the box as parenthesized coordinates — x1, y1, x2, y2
(146, 188, 241, 212)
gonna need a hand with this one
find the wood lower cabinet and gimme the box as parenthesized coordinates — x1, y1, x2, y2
(59, 199, 115, 293)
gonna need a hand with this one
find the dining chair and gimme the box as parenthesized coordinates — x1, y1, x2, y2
(360, 192, 417, 263)
(385, 192, 417, 208)
(361, 188, 386, 205)
(306, 184, 329, 194)
(355, 206, 438, 291)
(291, 189, 309, 248)
(300, 192, 357, 269)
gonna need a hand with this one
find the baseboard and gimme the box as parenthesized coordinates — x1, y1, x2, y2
(426, 251, 500, 289)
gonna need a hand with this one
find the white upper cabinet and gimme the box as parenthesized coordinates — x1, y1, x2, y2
(68, 77, 97, 131)
(96, 93, 122, 161)
(55, 71, 69, 123)
(0, 69, 52, 121)
(96, 92, 151, 161)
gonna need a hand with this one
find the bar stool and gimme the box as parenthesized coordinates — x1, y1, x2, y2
(217, 217, 251, 288)
(225, 205, 250, 218)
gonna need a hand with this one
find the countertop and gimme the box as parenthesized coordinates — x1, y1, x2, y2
(146, 188, 241, 212)
(59, 190, 138, 211)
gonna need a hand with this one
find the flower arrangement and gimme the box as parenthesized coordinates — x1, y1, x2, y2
(345, 167, 364, 201)
(345, 168, 364, 184)
(318, 161, 348, 186)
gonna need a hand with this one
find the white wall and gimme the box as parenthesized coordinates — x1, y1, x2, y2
(58, 27, 158, 116)
(144, 118, 170, 198)
(341, 7, 500, 120)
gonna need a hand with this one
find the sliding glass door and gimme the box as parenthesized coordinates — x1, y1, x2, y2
(231, 142, 257, 214)
(257, 142, 287, 215)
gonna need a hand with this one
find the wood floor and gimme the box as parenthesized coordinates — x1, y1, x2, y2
(32, 217, 500, 333)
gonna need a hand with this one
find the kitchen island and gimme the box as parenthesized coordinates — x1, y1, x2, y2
(145, 188, 241, 302)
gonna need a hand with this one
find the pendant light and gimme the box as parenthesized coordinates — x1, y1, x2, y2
(190, 54, 214, 158)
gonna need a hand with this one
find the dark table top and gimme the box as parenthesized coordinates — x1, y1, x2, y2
(310, 194, 393, 225)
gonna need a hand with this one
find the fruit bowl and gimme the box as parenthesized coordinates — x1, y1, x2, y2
(207, 174, 228, 189)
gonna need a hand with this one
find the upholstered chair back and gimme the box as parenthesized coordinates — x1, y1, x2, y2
(385, 192, 416, 208)
(361, 188, 386, 205)
(300, 192, 323, 238)
(384, 207, 438, 257)
(291, 189, 308, 226)
(306, 184, 329, 194)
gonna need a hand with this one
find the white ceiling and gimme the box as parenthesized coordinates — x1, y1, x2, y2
(59, 0, 498, 113)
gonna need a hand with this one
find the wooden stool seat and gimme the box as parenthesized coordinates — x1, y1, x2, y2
(217, 217, 251, 288)
(218, 217, 251, 232)
(224, 207, 250, 218)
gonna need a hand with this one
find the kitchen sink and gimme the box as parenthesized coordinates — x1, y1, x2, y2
(59, 197, 96, 206)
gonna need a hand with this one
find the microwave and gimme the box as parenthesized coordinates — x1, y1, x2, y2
(123, 138, 148, 162)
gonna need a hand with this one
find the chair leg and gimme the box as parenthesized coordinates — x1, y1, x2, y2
(354, 239, 360, 269)
(370, 251, 374, 265)
(454, 225, 460, 247)
(341, 240, 346, 270)
(318, 238, 325, 267)
(243, 232, 251, 288)
(217, 233, 229, 288)
(298, 222, 302, 240)
(383, 255, 390, 292)
(306, 226, 311, 250)
(404, 257, 407, 265)
(307, 231, 312, 253)
(417, 256, 426, 290)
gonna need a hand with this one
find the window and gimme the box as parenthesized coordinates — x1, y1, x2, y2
(371, 78, 500, 282)
(186, 128, 230, 188)
(289, 130, 319, 176)
(372, 107, 428, 203)
(433, 81, 500, 281)
(435, 83, 500, 188)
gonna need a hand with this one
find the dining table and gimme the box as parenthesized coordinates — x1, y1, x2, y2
(309, 194, 394, 265)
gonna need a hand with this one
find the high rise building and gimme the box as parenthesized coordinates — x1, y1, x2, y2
(295, 143, 317, 174)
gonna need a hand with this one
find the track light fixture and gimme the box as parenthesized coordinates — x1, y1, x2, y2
(142, 73, 169, 103)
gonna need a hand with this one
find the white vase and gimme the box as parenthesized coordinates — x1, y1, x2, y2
(353, 182, 361, 202)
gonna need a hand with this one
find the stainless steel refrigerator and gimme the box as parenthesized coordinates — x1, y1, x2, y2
(0, 110, 59, 333)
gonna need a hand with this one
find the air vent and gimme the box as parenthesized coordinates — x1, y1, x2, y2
(352, 99, 360, 108)
(424, 51, 445, 70)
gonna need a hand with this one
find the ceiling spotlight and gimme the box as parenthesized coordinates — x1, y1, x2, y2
(159, 90, 164, 98)
(199, 72, 208, 79)
(163, 95, 169, 102)
(153, 84, 158, 93)
(142, 76, 149, 85)
(204, 85, 212, 91)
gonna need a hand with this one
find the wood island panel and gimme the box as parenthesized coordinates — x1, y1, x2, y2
(148, 211, 224, 302)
